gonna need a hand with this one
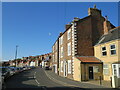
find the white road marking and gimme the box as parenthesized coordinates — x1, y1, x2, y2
(44, 70, 79, 87)
(34, 71, 40, 86)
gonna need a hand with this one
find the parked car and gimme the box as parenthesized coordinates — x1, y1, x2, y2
(0, 71, 5, 88)
(30, 66, 35, 69)
(45, 66, 49, 70)
(0, 67, 11, 80)
(22, 66, 28, 71)
(8, 67, 16, 76)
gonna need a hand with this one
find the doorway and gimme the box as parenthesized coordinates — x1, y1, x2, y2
(89, 67, 94, 79)
(64, 61, 67, 77)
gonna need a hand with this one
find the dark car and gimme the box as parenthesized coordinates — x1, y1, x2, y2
(45, 66, 49, 70)
(1, 67, 11, 80)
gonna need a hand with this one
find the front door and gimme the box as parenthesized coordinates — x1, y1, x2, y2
(64, 61, 67, 77)
(89, 67, 94, 79)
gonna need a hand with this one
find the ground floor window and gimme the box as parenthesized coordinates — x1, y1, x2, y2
(103, 64, 109, 75)
(61, 61, 63, 72)
(68, 60, 71, 74)
(113, 65, 117, 76)
(93, 66, 100, 73)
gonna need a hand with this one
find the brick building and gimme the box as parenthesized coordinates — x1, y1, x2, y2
(52, 5, 116, 81)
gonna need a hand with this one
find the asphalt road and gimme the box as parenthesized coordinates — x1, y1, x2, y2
(4, 67, 88, 90)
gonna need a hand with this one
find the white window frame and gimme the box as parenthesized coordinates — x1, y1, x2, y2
(93, 66, 99, 73)
(55, 52, 57, 62)
(110, 44, 116, 55)
(101, 46, 107, 56)
(61, 47, 63, 58)
(67, 29, 71, 40)
(67, 42, 71, 56)
(61, 36, 63, 45)
(52, 46, 54, 53)
(68, 60, 72, 74)
(61, 61, 63, 72)
(55, 42, 57, 51)
(113, 65, 117, 76)
(53, 55, 54, 62)
(103, 64, 109, 75)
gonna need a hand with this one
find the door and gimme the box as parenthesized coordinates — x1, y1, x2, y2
(89, 67, 94, 79)
(64, 61, 67, 77)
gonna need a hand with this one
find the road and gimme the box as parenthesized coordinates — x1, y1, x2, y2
(4, 67, 87, 90)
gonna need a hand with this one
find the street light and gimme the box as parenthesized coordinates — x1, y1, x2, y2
(15, 45, 18, 67)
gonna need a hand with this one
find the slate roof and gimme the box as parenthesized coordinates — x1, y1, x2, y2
(96, 26, 120, 45)
(76, 56, 102, 63)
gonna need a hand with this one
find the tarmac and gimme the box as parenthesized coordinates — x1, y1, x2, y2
(45, 70, 113, 89)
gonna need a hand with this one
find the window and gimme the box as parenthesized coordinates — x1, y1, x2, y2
(101, 46, 107, 56)
(55, 52, 57, 62)
(103, 64, 109, 75)
(55, 42, 57, 50)
(60, 36, 63, 45)
(93, 66, 99, 73)
(113, 65, 117, 76)
(68, 43, 71, 56)
(68, 60, 72, 74)
(61, 61, 63, 72)
(61, 47, 63, 58)
(67, 29, 71, 40)
(53, 55, 54, 62)
(110, 44, 116, 55)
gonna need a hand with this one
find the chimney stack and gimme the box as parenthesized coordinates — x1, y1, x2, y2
(65, 24, 71, 30)
(88, 5, 101, 16)
(103, 16, 111, 34)
(59, 32, 63, 37)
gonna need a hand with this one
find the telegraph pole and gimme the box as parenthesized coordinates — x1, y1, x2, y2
(15, 45, 18, 67)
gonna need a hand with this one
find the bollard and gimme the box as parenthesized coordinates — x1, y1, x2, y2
(110, 77, 112, 87)
(99, 76, 102, 85)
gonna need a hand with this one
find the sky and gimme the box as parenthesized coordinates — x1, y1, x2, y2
(2, 2, 118, 61)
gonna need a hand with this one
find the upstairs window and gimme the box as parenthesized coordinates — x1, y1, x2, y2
(101, 46, 107, 56)
(60, 36, 63, 45)
(67, 29, 71, 40)
(110, 44, 116, 55)
(68, 43, 71, 56)
(61, 47, 64, 58)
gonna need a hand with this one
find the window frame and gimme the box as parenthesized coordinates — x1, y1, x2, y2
(101, 46, 107, 56)
(67, 29, 71, 40)
(67, 60, 72, 74)
(110, 44, 116, 55)
(103, 64, 109, 75)
(67, 42, 71, 56)
(61, 47, 63, 58)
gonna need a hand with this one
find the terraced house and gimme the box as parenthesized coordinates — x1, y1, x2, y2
(52, 5, 117, 81)
(52, 38, 59, 74)
(94, 26, 120, 81)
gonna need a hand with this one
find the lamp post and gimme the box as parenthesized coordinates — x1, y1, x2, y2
(15, 45, 18, 67)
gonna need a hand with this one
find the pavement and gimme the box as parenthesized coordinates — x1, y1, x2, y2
(45, 70, 113, 88)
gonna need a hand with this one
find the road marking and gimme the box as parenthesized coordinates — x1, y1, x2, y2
(35, 79, 40, 85)
(44, 70, 79, 87)
(34, 71, 40, 86)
